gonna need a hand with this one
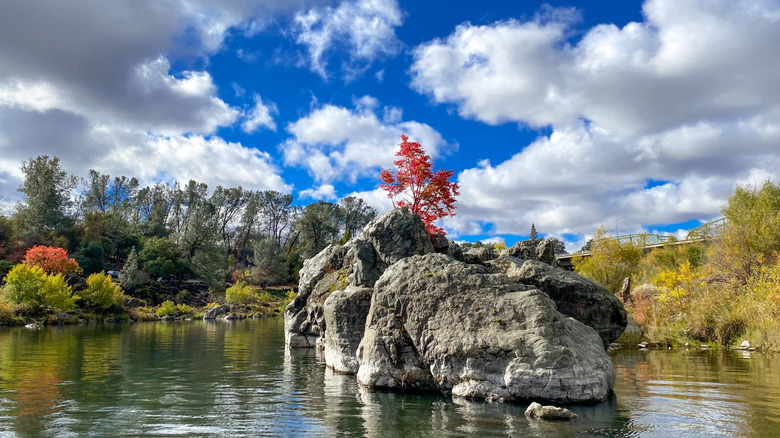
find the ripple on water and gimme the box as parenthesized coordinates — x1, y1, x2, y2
(1, 321, 780, 437)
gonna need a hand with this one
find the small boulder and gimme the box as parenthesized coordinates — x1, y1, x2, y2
(430, 233, 449, 254)
(462, 247, 497, 265)
(524, 402, 577, 421)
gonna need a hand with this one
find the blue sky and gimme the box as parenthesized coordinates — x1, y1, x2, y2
(1, 0, 779, 250)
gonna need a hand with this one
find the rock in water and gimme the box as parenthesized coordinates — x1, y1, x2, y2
(356, 253, 615, 403)
(323, 286, 373, 373)
(524, 402, 578, 420)
(487, 257, 627, 349)
(203, 304, 228, 320)
(285, 244, 348, 347)
(285, 208, 433, 348)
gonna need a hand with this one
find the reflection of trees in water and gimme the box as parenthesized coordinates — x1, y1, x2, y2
(611, 349, 780, 437)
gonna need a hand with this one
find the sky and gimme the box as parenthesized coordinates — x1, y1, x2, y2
(1, 0, 779, 251)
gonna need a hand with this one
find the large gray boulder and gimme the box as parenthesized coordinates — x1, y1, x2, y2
(285, 208, 433, 348)
(361, 208, 433, 265)
(285, 244, 348, 347)
(488, 256, 627, 349)
(356, 253, 615, 403)
(323, 286, 373, 373)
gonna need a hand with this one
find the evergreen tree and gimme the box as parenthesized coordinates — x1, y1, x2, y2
(529, 223, 538, 242)
(119, 247, 143, 290)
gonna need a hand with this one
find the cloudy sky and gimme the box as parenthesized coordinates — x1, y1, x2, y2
(1, 0, 779, 250)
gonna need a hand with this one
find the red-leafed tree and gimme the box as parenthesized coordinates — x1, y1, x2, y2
(23, 245, 82, 276)
(380, 134, 459, 236)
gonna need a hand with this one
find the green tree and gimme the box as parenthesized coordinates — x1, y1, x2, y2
(712, 180, 780, 284)
(139, 237, 187, 280)
(16, 155, 78, 241)
(74, 241, 105, 275)
(572, 226, 644, 293)
(251, 237, 288, 286)
(119, 247, 144, 290)
(294, 201, 342, 258)
(529, 223, 538, 242)
(339, 196, 377, 239)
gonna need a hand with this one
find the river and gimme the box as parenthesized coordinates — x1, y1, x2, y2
(0, 319, 778, 437)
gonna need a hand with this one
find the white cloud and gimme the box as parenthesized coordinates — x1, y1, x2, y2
(300, 184, 338, 200)
(410, 0, 780, 237)
(0, 0, 328, 201)
(293, 0, 404, 79)
(342, 187, 394, 214)
(242, 94, 278, 133)
(282, 97, 450, 183)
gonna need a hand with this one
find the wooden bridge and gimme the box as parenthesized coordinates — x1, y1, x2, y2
(556, 218, 726, 270)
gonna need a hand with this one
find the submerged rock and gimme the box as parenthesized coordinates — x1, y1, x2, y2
(356, 253, 615, 403)
(487, 256, 627, 349)
(323, 286, 373, 373)
(524, 402, 578, 420)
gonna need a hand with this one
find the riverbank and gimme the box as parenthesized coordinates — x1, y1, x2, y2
(0, 280, 295, 327)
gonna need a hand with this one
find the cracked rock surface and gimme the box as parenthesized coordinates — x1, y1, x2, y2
(356, 253, 615, 403)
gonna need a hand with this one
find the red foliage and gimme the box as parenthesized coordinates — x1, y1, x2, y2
(380, 134, 459, 236)
(23, 245, 81, 276)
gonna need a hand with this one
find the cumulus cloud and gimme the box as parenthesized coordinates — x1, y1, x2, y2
(411, 0, 780, 240)
(282, 96, 451, 183)
(241, 94, 278, 133)
(0, 0, 321, 200)
(293, 0, 404, 79)
(300, 184, 338, 200)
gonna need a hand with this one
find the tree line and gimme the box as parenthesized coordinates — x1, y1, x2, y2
(0, 155, 377, 290)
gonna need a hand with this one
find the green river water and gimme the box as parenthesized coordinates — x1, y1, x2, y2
(0, 318, 778, 437)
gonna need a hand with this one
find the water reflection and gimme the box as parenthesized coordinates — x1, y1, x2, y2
(0, 321, 779, 437)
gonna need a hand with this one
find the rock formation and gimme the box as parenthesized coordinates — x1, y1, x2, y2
(323, 286, 373, 373)
(285, 208, 623, 404)
(355, 253, 615, 403)
(487, 256, 627, 348)
(501, 238, 558, 267)
(284, 208, 432, 348)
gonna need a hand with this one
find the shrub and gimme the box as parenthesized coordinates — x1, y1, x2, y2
(225, 281, 256, 306)
(81, 272, 125, 310)
(0, 296, 16, 324)
(2, 264, 77, 312)
(156, 300, 177, 317)
(175, 303, 195, 316)
(23, 245, 81, 276)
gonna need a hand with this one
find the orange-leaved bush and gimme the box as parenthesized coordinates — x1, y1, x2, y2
(380, 134, 459, 236)
(23, 245, 81, 276)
